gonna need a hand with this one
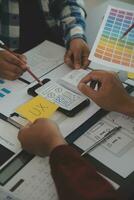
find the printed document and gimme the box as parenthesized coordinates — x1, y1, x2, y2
(75, 110, 134, 178)
(21, 41, 65, 82)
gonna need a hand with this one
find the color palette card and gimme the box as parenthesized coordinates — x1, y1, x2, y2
(89, 6, 134, 72)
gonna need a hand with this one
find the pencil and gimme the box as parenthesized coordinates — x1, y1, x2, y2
(120, 23, 134, 39)
(0, 41, 43, 85)
(81, 126, 122, 156)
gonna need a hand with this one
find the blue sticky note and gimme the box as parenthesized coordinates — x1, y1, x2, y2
(1, 88, 11, 94)
(0, 93, 5, 97)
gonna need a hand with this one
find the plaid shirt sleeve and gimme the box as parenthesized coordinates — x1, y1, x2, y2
(0, 0, 87, 50)
(49, 0, 87, 47)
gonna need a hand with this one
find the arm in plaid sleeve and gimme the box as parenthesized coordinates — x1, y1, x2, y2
(49, 0, 87, 47)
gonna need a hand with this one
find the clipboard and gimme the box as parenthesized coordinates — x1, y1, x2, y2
(65, 85, 134, 200)
(0, 113, 33, 185)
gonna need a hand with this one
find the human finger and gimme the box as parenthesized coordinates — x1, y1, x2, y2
(80, 71, 106, 84)
(1, 60, 24, 75)
(82, 55, 90, 68)
(78, 82, 97, 98)
(0, 70, 22, 80)
(73, 50, 82, 69)
(64, 49, 74, 68)
(15, 53, 27, 65)
(15, 54, 27, 71)
(4, 51, 27, 70)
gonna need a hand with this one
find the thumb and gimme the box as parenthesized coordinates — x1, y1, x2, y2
(78, 82, 96, 99)
(18, 122, 32, 137)
(15, 53, 27, 64)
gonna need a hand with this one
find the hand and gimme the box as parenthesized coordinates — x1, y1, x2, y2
(0, 50, 27, 80)
(18, 118, 66, 157)
(64, 38, 90, 69)
(78, 70, 133, 114)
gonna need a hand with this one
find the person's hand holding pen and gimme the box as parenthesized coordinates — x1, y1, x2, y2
(0, 49, 27, 80)
(0, 42, 42, 84)
(78, 70, 134, 116)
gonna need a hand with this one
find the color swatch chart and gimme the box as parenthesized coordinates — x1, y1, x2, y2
(0, 79, 11, 98)
(89, 6, 134, 72)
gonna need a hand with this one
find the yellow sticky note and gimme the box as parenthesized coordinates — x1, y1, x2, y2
(128, 72, 134, 80)
(16, 96, 59, 122)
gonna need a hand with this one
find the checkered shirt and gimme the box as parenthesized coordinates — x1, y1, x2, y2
(0, 0, 87, 50)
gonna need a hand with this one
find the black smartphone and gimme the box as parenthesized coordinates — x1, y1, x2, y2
(27, 78, 90, 117)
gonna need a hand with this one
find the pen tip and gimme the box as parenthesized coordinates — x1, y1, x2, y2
(118, 126, 122, 129)
(39, 81, 43, 86)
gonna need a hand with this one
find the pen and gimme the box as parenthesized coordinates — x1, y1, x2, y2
(120, 23, 134, 40)
(90, 80, 101, 90)
(81, 126, 122, 156)
(0, 41, 43, 85)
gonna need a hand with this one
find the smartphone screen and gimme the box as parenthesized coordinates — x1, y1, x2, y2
(27, 79, 90, 117)
(35, 80, 88, 111)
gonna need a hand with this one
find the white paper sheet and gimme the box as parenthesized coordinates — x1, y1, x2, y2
(4, 157, 58, 200)
(21, 41, 65, 82)
(0, 79, 27, 100)
(0, 186, 20, 200)
(0, 79, 27, 116)
(58, 69, 91, 94)
(74, 109, 134, 178)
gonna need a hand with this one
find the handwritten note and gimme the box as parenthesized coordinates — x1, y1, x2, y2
(16, 96, 59, 122)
